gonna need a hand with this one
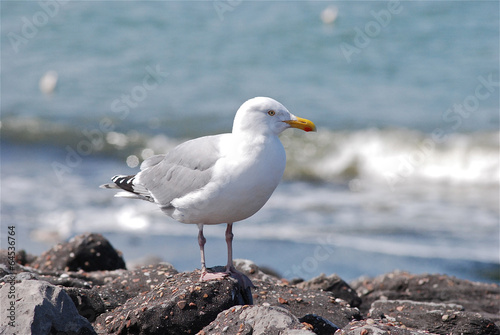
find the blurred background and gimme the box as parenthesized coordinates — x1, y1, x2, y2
(1, 1, 498, 282)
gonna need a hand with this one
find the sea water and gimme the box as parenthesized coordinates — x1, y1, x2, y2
(1, 1, 499, 282)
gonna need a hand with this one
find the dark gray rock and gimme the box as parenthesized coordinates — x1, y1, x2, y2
(252, 277, 361, 328)
(297, 273, 361, 308)
(0, 249, 36, 266)
(234, 259, 283, 284)
(31, 233, 126, 273)
(94, 270, 249, 335)
(370, 300, 500, 335)
(81, 268, 130, 287)
(203, 264, 255, 305)
(94, 263, 179, 311)
(40, 273, 94, 289)
(0, 264, 11, 278)
(4, 241, 499, 335)
(350, 270, 500, 326)
(65, 287, 106, 322)
(126, 255, 165, 270)
(1, 271, 39, 284)
(235, 259, 361, 329)
(0, 279, 96, 335)
(0, 249, 37, 274)
(338, 319, 438, 335)
(298, 314, 340, 334)
(33, 268, 128, 289)
(13, 249, 38, 266)
(200, 305, 315, 335)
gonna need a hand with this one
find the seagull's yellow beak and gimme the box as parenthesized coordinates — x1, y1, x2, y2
(283, 117, 317, 132)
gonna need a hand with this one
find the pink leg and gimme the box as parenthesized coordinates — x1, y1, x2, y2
(198, 224, 228, 282)
(197, 223, 254, 290)
(224, 223, 254, 289)
(225, 223, 235, 272)
(198, 224, 207, 272)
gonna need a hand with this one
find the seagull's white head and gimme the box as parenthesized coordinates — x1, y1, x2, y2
(232, 97, 316, 136)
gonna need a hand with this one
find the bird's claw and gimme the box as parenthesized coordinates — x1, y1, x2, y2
(199, 266, 254, 289)
(199, 270, 229, 282)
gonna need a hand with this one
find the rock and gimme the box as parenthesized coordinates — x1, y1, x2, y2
(40, 273, 94, 289)
(297, 273, 361, 308)
(0, 249, 36, 267)
(13, 249, 38, 266)
(82, 268, 130, 287)
(1, 271, 39, 284)
(370, 300, 500, 335)
(94, 270, 249, 334)
(91, 261, 358, 333)
(126, 255, 165, 270)
(65, 287, 106, 322)
(298, 314, 340, 334)
(203, 264, 255, 304)
(350, 270, 500, 326)
(252, 277, 361, 328)
(0, 249, 37, 274)
(37, 268, 128, 289)
(3, 240, 498, 335)
(234, 259, 283, 285)
(200, 305, 315, 335)
(0, 279, 96, 335)
(337, 319, 437, 335)
(232, 260, 361, 328)
(95, 263, 179, 311)
(31, 233, 126, 273)
(0, 264, 11, 278)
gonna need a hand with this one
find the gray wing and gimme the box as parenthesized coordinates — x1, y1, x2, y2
(136, 134, 223, 207)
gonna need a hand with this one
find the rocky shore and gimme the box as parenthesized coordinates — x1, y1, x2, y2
(0, 233, 498, 335)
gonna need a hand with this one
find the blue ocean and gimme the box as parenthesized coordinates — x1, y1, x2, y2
(1, 1, 499, 283)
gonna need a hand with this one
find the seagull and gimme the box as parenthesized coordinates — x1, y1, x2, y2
(101, 97, 316, 283)
(39, 70, 58, 95)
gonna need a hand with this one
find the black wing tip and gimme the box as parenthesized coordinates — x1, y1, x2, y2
(103, 174, 153, 202)
(111, 175, 136, 193)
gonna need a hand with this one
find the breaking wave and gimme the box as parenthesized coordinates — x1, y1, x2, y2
(2, 116, 498, 186)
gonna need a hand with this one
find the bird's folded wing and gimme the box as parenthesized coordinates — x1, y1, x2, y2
(137, 135, 223, 207)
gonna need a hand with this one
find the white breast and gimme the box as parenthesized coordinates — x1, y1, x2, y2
(170, 133, 286, 224)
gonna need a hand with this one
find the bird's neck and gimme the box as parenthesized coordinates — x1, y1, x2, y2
(224, 131, 280, 160)
(233, 129, 277, 146)
(232, 121, 277, 138)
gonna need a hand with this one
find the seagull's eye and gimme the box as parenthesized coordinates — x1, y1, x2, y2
(267, 110, 276, 116)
